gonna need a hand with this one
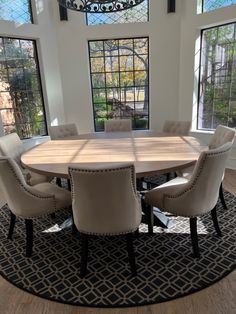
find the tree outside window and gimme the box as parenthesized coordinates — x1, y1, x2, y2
(88, 38, 149, 131)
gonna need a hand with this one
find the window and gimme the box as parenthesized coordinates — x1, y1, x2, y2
(0, 0, 33, 24)
(0, 37, 47, 139)
(86, 0, 148, 25)
(201, 0, 236, 13)
(198, 23, 236, 130)
(88, 38, 149, 131)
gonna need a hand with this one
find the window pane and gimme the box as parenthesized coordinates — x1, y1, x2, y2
(198, 23, 236, 130)
(88, 37, 149, 131)
(0, 37, 47, 139)
(202, 0, 236, 12)
(0, 0, 33, 24)
(87, 0, 148, 25)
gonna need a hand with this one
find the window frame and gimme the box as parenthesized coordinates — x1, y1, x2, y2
(201, 0, 236, 13)
(88, 36, 150, 132)
(197, 21, 236, 131)
(0, 0, 34, 24)
(0, 36, 48, 139)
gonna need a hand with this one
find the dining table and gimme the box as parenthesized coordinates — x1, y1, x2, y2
(21, 130, 206, 180)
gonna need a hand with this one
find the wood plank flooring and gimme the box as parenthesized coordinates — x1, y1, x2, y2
(0, 169, 235, 314)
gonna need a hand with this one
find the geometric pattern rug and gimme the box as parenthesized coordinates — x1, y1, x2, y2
(0, 188, 235, 307)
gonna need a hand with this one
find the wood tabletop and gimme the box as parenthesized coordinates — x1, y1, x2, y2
(21, 132, 207, 179)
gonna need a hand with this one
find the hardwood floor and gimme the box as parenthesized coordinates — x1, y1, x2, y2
(0, 170, 235, 314)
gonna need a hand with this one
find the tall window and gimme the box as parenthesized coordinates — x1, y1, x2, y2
(0, 0, 33, 24)
(0, 37, 47, 139)
(88, 38, 149, 131)
(87, 0, 148, 25)
(198, 23, 236, 130)
(201, 0, 236, 13)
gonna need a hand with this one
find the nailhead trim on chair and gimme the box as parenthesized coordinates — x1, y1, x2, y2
(3, 159, 57, 219)
(161, 146, 232, 217)
(68, 164, 141, 236)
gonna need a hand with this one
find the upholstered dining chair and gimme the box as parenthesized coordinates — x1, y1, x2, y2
(143, 142, 232, 258)
(178, 125, 235, 209)
(162, 120, 191, 136)
(48, 123, 78, 140)
(68, 163, 142, 277)
(0, 133, 50, 186)
(0, 156, 72, 257)
(104, 119, 132, 132)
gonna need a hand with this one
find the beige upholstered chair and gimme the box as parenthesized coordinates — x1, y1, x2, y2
(48, 123, 78, 140)
(0, 157, 72, 257)
(143, 142, 232, 257)
(162, 120, 191, 135)
(104, 119, 132, 132)
(69, 164, 142, 277)
(0, 133, 50, 186)
(178, 125, 235, 209)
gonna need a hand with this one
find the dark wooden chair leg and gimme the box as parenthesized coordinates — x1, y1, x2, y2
(147, 205, 154, 235)
(190, 217, 200, 258)
(141, 197, 154, 235)
(8, 212, 16, 240)
(126, 233, 137, 276)
(71, 213, 77, 235)
(50, 213, 56, 219)
(67, 179, 71, 191)
(25, 219, 33, 257)
(219, 182, 227, 210)
(211, 206, 222, 237)
(80, 234, 89, 278)
(56, 177, 62, 187)
(134, 228, 139, 238)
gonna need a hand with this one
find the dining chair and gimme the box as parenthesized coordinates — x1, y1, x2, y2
(0, 133, 51, 186)
(68, 163, 142, 277)
(143, 142, 232, 258)
(48, 123, 78, 140)
(0, 156, 72, 257)
(104, 119, 132, 132)
(162, 120, 191, 136)
(178, 125, 235, 209)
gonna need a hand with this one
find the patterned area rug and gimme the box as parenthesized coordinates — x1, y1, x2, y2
(0, 189, 235, 307)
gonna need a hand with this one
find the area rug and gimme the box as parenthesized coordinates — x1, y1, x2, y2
(0, 191, 235, 307)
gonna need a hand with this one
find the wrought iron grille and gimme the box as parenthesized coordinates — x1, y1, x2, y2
(202, 0, 236, 12)
(86, 0, 148, 25)
(0, 37, 47, 139)
(0, 0, 33, 24)
(88, 37, 149, 131)
(197, 22, 236, 130)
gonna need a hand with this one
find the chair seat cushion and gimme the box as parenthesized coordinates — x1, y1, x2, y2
(34, 182, 72, 210)
(145, 176, 189, 209)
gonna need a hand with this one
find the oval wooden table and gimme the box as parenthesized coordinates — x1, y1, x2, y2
(21, 131, 206, 179)
(21, 131, 207, 228)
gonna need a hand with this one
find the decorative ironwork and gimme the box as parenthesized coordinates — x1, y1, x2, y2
(58, 0, 145, 13)
(86, 0, 148, 25)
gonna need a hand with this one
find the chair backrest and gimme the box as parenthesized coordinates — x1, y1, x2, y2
(0, 157, 54, 218)
(164, 142, 232, 216)
(0, 133, 24, 164)
(162, 120, 191, 135)
(104, 119, 132, 132)
(69, 164, 142, 235)
(209, 125, 235, 149)
(49, 123, 78, 140)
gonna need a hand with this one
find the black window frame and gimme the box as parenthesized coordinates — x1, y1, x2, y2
(201, 0, 236, 13)
(197, 21, 236, 131)
(88, 36, 150, 132)
(0, 36, 48, 139)
(0, 0, 34, 24)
